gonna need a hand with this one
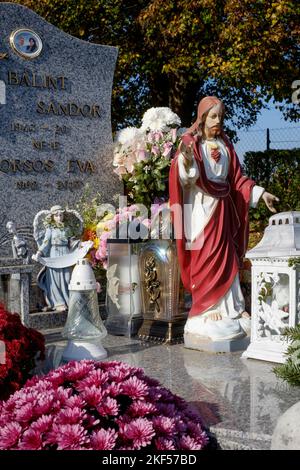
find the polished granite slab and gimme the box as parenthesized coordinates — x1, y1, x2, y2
(42, 331, 300, 450)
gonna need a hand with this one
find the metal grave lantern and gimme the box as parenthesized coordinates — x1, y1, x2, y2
(137, 206, 187, 343)
(243, 211, 300, 363)
(105, 220, 147, 337)
(62, 258, 107, 361)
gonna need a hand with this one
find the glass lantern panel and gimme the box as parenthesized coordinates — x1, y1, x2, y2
(106, 242, 142, 336)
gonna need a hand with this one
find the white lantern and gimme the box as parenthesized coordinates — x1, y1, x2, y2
(243, 211, 300, 363)
(62, 258, 107, 361)
(105, 239, 143, 337)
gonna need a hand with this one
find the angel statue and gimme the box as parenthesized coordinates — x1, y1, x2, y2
(32, 205, 92, 312)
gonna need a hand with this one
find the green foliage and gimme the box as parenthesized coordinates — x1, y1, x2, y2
(288, 257, 300, 268)
(273, 325, 300, 386)
(243, 148, 300, 229)
(6, 0, 299, 130)
(75, 184, 103, 228)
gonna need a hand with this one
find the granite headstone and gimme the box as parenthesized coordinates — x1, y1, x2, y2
(0, 2, 120, 255)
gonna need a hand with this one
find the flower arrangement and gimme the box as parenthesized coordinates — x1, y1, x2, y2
(95, 205, 150, 270)
(113, 107, 183, 207)
(0, 360, 209, 450)
(0, 304, 45, 401)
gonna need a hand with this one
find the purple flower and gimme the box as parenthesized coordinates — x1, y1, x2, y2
(179, 435, 205, 450)
(90, 428, 117, 450)
(155, 437, 176, 450)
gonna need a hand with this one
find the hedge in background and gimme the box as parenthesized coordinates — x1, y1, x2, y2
(243, 148, 300, 248)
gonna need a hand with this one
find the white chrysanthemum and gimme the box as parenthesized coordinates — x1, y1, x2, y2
(115, 127, 143, 145)
(141, 107, 181, 132)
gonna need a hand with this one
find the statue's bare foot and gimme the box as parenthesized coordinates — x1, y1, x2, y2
(204, 312, 222, 322)
(56, 305, 67, 312)
(241, 311, 250, 319)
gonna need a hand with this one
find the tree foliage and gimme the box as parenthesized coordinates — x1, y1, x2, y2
(3, 0, 300, 130)
(243, 148, 300, 236)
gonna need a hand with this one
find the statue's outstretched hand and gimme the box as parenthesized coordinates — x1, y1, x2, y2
(32, 251, 42, 262)
(262, 191, 280, 213)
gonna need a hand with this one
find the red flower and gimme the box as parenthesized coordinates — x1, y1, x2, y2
(0, 304, 45, 400)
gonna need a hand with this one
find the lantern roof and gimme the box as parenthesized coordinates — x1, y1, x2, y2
(247, 211, 300, 258)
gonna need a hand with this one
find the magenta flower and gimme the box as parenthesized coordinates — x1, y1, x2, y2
(47, 424, 88, 450)
(80, 386, 103, 407)
(31, 415, 53, 433)
(56, 407, 87, 425)
(128, 400, 157, 417)
(90, 428, 117, 450)
(0, 360, 209, 450)
(0, 422, 22, 449)
(96, 397, 119, 416)
(14, 402, 34, 422)
(76, 368, 108, 391)
(119, 418, 155, 449)
(19, 429, 43, 450)
(152, 416, 176, 436)
(121, 376, 148, 399)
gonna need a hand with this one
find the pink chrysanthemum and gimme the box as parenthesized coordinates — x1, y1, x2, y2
(19, 429, 43, 450)
(56, 407, 87, 425)
(14, 403, 34, 422)
(121, 376, 148, 399)
(34, 393, 56, 415)
(63, 361, 94, 382)
(128, 400, 157, 417)
(152, 416, 176, 436)
(0, 360, 209, 451)
(47, 424, 88, 450)
(30, 415, 53, 433)
(0, 422, 22, 449)
(102, 381, 122, 397)
(76, 369, 108, 391)
(80, 386, 103, 407)
(64, 395, 85, 409)
(90, 428, 117, 450)
(119, 418, 155, 449)
(97, 397, 119, 416)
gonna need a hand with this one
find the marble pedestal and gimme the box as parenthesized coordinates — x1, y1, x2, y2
(184, 332, 250, 353)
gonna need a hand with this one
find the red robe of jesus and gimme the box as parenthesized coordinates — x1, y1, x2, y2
(169, 131, 255, 318)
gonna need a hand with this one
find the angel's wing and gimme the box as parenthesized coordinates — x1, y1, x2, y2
(65, 209, 84, 238)
(32, 210, 50, 246)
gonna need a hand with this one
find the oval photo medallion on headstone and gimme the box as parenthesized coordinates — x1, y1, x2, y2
(10, 28, 43, 60)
